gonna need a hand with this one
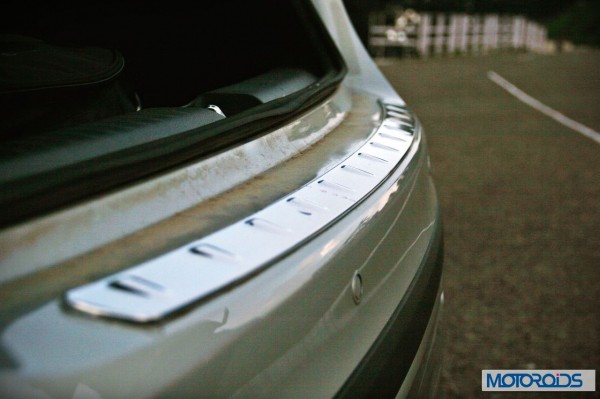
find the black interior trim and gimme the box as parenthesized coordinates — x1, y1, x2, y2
(0, 0, 347, 227)
(190, 68, 318, 116)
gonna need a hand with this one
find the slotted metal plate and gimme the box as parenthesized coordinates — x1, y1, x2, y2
(64, 101, 418, 323)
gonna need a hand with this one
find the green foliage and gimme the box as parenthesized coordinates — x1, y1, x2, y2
(545, 1, 600, 47)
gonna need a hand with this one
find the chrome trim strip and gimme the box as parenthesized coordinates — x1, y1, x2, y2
(65, 101, 419, 323)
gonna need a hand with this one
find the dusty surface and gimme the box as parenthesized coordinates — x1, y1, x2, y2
(380, 50, 600, 398)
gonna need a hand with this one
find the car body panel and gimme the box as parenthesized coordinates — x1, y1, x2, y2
(1, 123, 439, 398)
(0, 1, 443, 397)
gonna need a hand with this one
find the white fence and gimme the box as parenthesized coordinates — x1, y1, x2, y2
(369, 13, 548, 57)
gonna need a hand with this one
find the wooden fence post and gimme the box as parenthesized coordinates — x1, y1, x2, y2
(525, 21, 535, 52)
(417, 13, 432, 57)
(492, 15, 500, 50)
(470, 15, 482, 53)
(433, 14, 446, 55)
(483, 14, 499, 53)
(447, 14, 459, 54)
(457, 14, 469, 53)
(499, 15, 511, 49)
(482, 15, 490, 53)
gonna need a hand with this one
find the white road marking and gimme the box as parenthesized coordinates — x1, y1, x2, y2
(488, 70, 600, 145)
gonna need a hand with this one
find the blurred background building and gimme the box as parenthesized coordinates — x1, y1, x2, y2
(343, 0, 600, 57)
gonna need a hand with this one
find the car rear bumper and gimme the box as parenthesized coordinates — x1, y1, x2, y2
(402, 286, 444, 399)
(336, 217, 443, 398)
(0, 93, 444, 398)
(0, 1, 444, 396)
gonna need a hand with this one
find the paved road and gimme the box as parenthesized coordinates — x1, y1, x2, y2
(380, 50, 600, 398)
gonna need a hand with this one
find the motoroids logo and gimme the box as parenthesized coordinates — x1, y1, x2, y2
(482, 370, 596, 392)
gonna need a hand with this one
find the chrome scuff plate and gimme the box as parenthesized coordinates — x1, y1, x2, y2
(65, 101, 417, 323)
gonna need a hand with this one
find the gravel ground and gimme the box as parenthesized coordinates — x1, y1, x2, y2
(380, 50, 600, 398)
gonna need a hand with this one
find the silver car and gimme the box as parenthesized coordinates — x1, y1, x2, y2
(0, 0, 443, 397)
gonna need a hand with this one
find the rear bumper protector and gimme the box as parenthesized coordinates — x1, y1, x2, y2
(65, 101, 420, 323)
